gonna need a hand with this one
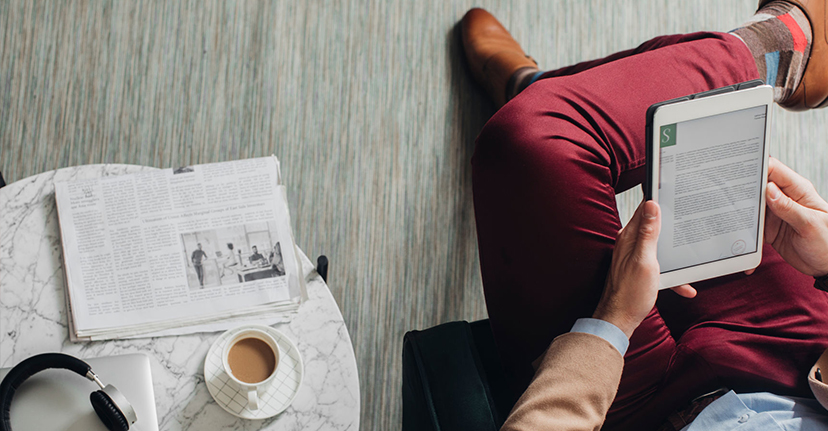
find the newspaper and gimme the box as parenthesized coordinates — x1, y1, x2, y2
(54, 157, 307, 341)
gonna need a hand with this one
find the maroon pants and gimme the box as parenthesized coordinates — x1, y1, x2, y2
(472, 32, 828, 430)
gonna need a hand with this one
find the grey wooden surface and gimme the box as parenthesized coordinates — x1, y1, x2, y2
(2, 1, 826, 429)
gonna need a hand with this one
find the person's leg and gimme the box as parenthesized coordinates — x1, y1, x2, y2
(506, 33, 718, 105)
(523, 32, 731, 85)
(604, 245, 828, 429)
(196, 264, 204, 286)
(472, 31, 760, 428)
(657, 247, 828, 396)
(731, 0, 816, 108)
(512, 1, 818, 108)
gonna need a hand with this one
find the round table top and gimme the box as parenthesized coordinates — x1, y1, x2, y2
(0, 164, 360, 430)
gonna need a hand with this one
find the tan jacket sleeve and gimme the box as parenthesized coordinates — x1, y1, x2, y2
(501, 332, 624, 431)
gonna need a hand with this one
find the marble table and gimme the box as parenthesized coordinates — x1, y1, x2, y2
(0, 165, 360, 430)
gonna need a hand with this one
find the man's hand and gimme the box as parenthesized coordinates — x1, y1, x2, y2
(593, 201, 696, 338)
(764, 157, 828, 277)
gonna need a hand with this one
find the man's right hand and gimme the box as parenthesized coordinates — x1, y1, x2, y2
(764, 157, 828, 277)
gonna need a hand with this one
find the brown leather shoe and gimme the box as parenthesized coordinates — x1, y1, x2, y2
(759, 0, 828, 110)
(461, 8, 538, 107)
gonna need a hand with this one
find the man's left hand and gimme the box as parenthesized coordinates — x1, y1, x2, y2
(593, 200, 696, 338)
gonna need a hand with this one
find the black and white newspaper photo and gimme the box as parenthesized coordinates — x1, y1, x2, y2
(181, 224, 287, 289)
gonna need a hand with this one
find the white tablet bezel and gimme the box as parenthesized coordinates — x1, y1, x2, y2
(649, 85, 773, 289)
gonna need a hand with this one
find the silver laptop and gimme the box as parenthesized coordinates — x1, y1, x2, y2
(0, 353, 159, 431)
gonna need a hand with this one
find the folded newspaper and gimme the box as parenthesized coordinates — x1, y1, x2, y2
(54, 157, 307, 341)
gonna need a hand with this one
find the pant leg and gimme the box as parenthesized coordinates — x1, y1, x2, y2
(472, 32, 762, 428)
(657, 247, 828, 396)
(535, 32, 742, 80)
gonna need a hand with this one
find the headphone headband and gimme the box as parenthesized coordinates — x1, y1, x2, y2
(0, 353, 133, 431)
(1, 353, 92, 430)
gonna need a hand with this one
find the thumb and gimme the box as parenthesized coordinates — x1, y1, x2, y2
(635, 200, 661, 259)
(767, 182, 811, 233)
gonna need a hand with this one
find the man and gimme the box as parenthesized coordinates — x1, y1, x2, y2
(269, 243, 285, 276)
(463, 1, 828, 429)
(191, 243, 208, 287)
(219, 242, 238, 279)
(249, 245, 265, 264)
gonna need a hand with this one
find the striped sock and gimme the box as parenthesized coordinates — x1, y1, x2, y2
(730, 1, 812, 104)
(506, 67, 541, 101)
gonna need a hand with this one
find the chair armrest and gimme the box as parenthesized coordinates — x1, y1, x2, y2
(402, 320, 503, 431)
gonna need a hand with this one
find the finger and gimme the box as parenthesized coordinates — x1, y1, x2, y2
(671, 284, 697, 298)
(633, 200, 661, 260)
(616, 200, 646, 255)
(744, 268, 755, 276)
(768, 157, 817, 204)
(624, 200, 645, 235)
(766, 182, 812, 233)
(764, 203, 782, 244)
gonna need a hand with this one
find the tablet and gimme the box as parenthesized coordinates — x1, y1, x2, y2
(645, 80, 773, 289)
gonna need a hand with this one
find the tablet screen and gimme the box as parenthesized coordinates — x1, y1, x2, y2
(657, 105, 767, 273)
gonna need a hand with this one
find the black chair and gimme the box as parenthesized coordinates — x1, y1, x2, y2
(402, 319, 519, 431)
(316, 255, 328, 282)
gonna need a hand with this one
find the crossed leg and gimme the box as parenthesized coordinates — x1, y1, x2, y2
(472, 31, 828, 429)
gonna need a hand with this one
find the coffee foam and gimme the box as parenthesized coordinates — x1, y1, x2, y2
(227, 337, 277, 384)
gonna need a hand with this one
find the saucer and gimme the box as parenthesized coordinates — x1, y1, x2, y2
(204, 325, 304, 419)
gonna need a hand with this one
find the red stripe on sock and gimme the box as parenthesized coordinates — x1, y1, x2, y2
(778, 13, 808, 52)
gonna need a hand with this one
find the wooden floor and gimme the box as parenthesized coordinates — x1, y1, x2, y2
(2, 1, 826, 429)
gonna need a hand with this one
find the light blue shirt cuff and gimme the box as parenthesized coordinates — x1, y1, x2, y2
(570, 318, 629, 356)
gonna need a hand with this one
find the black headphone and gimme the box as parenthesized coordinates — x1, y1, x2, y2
(0, 353, 137, 431)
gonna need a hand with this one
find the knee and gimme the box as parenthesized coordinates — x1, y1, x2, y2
(473, 92, 555, 168)
(472, 80, 593, 176)
(472, 72, 637, 203)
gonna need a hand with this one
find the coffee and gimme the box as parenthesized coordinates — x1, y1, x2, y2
(227, 337, 277, 384)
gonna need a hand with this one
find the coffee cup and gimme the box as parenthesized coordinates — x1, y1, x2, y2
(221, 327, 281, 411)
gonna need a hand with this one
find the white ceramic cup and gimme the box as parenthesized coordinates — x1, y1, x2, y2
(221, 328, 281, 411)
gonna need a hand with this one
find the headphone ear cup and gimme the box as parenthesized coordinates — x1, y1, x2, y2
(90, 390, 129, 431)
